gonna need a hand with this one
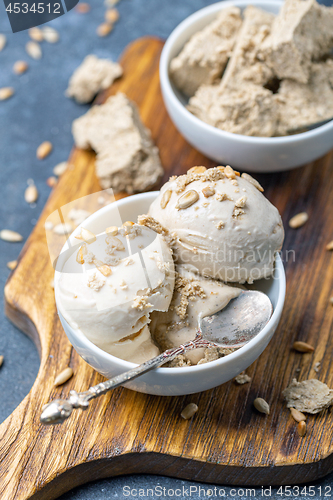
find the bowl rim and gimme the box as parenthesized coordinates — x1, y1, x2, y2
(159, 0, 333, 144)
(55, 191, 286, 375)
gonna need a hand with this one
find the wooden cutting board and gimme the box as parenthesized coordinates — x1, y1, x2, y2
(1, 37, 333, 499)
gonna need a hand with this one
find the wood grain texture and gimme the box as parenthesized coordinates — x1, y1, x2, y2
(1, 37, 333, 499)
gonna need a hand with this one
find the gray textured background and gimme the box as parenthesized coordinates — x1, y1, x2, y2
(1, 0, 333, 498)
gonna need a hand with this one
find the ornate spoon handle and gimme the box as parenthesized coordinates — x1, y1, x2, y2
(40, 334, 213, 425)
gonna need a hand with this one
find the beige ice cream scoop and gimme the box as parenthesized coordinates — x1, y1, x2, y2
(149, 166, 284, 284)
(56, 223, 175, 364)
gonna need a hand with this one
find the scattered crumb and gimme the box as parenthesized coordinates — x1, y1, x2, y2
(235, 372, 251, 384)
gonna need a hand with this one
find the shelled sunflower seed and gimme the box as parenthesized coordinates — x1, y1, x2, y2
(7, 260, 18, 270)
(0, 87, 14, 101)
(42, 27, 59, 43)
(54, 367, 73, 386)
(25, 183, 38, 204)
(289, 212, 308, 229)
(37, 141, 53, 159)
(297, 420, 307, 437)
(326, 240, 333, 251)
(53, 161, 68, 176)
(292, 341, 314, 353)
(0, 34, 6, 52)
(75, 2, 90, 13)
(105, 8, 119, 23)
(290, 407, 306, 423)
(26, 41, 42, 59)
(13, 61, 29, 74)
(0, 229, 23, 242)
(29, 27, 44, 42)
(97, 22, 113, 36)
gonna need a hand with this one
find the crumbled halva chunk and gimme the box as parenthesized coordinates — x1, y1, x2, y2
(66, 55, 123, 103)
(170, 7, 242, 96)
(283, 378, 333, 414)
(72, 92, 163, 193)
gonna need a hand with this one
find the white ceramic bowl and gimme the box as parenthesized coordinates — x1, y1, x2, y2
(55, 192, 286, 396)
(160, 0, 333, 173)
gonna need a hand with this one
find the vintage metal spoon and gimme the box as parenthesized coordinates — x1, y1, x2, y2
(41, 290, 272, 425)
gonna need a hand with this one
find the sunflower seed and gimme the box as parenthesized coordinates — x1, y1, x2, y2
(225, 165, 236, 179)
(7, 260, 17, 270)
(42, 27, 59, 43)
(241, 172, 264, 192)
(0, 87, 14, 101)
(0, 355, 3, 368)
(160, 189, 172, 209)
(253, 397, 270, 415)
(0, 34, 6, 52)
(289, 212, 308, 229)
(105, 8, 119, 23)
(106, 226, 118, 236)
(46, 176, 57, 187)
(25, 184, 38, 204)
(29, 27, 44, 42)
(76, 227, 96, 244)
(37, 141, 53, 159)
(53, 161, 67, 176)
(97, 22, 113, 36)
(290, 407, 306, 422)
(53, 223, 73, 235)
(75, 2, 90, 12)
(181, 403, 198, 420)
(176, 190, 199, 210)
(0, 229, 23, 242)
(202, 186, 215, 198)
(26, 41, 42, 59)
(326, 240, 333, 251)
(76, 243, 87, 264)
(93, 259, 112, 276)
(293, 341, 314, 353)
(297, 420, 307, 437)
(105, 235, 125, 250)
(13, 60, 29, 74)
(54, 367, 73, 387)
(187, 166, 206, 174)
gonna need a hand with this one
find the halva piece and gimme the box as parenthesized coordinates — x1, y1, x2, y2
(72, 92, 163, 193)
(66, 55, 123, 103)
(275, 60, 333, 134)
(283, 378, 333, 414)
(260, 0, 333, 84)
(220, 6, 275, 91)
(170, 7, 242, 96)
(188, 83, 278, 137)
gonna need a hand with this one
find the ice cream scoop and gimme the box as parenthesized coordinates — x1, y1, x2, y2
(56, 223, 175, 363)
(149, 166, 284, 283)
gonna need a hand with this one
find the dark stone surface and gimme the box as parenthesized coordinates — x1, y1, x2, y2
(0, 0, 332, 498)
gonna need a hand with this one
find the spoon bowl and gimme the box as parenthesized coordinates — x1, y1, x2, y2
(200, 290, 273, 348)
